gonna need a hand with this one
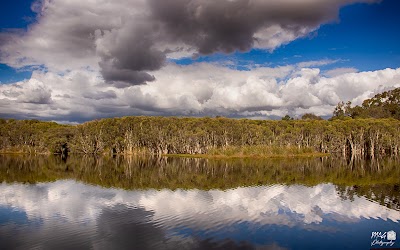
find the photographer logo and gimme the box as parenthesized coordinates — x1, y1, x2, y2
(371, 230, 396, 247)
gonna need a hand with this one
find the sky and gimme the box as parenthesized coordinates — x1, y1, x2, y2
(0, 0, 400, 123)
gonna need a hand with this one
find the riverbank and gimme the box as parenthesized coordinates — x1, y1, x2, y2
(164, 153, 330, 159)
(0, 145, 329, 159)
(163, 145, 329, 159)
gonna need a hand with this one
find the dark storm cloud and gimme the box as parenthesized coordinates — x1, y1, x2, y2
(148, 0, 306, 54)
(97, 20, 166, 86)
(99, 61, 156, 87)
(97, 0, 378, 85)
(146, 0, 379, 55)
(149, 0, 257, 54)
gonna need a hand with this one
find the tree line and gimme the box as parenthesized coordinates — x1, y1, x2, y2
(1, 117, 399, 158)
(0, 88, 399, 158)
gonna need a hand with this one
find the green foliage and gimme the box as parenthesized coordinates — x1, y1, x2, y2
(1, 114, 400, 158)
(301, 113, 323, 120)
(332, 101, 352, 119)
(282, 115, 294, 121)
(0, 119, 69, 154)
(332, 87, 400, 120)
(45, 126, 75, 154)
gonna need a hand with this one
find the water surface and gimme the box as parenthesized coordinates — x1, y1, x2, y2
(0, 155, 399, 249)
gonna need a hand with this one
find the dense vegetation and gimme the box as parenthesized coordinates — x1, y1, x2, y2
(1, 155, 399, 210)
(0, 88, 399, 158)
(1, 117, 399, 158)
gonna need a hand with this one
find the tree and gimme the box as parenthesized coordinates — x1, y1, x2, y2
(361, 88, 400, 119)
(332, 101, 352, 119)
(282, 115, 294, 121)
(301, 113, 323, 120)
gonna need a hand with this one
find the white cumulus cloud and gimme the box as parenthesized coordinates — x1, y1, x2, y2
(1, 63, 400, 122)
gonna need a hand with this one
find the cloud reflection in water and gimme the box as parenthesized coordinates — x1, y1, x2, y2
(0, 181, 399, 249)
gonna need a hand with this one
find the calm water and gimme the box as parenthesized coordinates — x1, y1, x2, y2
(0, 155, 399, 250)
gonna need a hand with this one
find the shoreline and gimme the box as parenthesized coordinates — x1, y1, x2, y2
(162, 153, 330, 159)
(0, 151, 330, 159)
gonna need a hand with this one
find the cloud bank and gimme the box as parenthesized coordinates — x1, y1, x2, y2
(1, 63, 399, 122)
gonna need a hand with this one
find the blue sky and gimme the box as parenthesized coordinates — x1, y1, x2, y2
(0, 0, 400, 121)
(0, 0, 36, 29)
(0, 0, 36, 83)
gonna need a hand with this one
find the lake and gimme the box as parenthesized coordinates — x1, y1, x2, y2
(0, 155, 399, 249)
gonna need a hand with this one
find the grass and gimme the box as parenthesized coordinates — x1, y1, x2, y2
(164, 145, 330, 159)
